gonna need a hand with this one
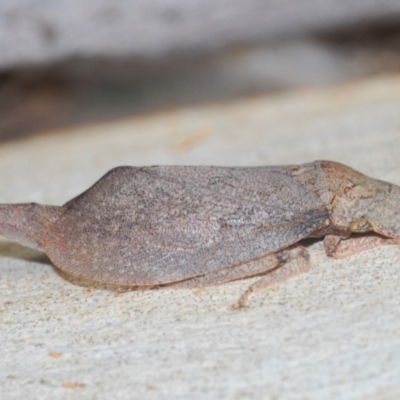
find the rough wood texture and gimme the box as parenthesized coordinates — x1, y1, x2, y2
(1, 75, 400, 398)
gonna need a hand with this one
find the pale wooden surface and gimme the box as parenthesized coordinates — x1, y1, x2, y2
(1, 75, 400, 399)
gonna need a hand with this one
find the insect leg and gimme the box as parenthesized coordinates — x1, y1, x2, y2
(233, 246, 310, 309)
(324, 234, 390, 258)
(167, 253, 281, 289)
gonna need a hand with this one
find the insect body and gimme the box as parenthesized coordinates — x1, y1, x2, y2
(1, 160, 399, 307)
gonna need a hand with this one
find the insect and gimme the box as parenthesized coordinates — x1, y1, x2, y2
(0, 160, 399, 307)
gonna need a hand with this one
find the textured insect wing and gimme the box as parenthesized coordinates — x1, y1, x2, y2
(44, 166, 328, 285)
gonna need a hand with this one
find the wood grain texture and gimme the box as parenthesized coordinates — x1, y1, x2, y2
(1, 76, 400, 399)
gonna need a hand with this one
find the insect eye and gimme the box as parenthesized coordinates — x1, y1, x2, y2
(349, 217, 371, 233)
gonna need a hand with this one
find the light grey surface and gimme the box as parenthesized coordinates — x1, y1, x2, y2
(2, 0, 400, 69)
(1, 75, 400, 399)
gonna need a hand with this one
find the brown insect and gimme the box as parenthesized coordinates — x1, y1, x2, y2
(1, 160, 399, 307)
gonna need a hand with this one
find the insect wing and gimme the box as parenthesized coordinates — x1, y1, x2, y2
(46, 166, 328, 285)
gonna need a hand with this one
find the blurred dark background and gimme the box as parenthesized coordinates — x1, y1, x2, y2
(1, 0, 400, 141)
